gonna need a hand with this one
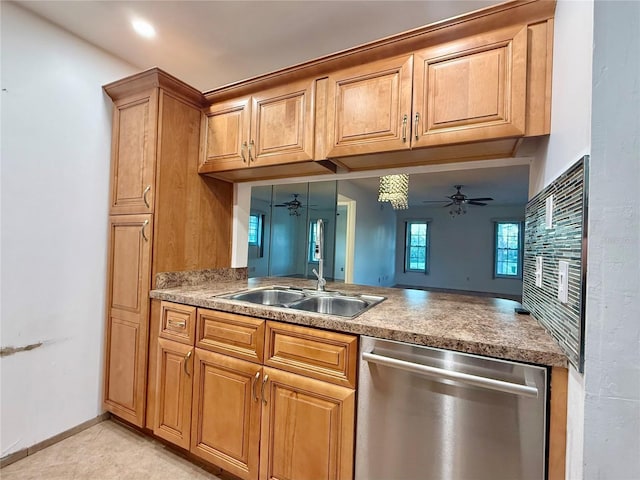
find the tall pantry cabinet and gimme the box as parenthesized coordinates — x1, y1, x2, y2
(102, 69, 233, 427)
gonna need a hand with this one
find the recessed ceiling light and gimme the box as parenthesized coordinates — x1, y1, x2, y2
(132, 19, 156, 38)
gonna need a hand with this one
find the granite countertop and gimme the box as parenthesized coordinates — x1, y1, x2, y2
(150, 275, 567, 368)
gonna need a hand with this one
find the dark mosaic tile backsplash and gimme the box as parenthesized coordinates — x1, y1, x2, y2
(523, 156, 588, 371)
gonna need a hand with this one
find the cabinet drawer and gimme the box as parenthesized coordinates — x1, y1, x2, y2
(159, 302, 196, 346)
(196, 309, 265, 364)
(264, 322, 358, 388)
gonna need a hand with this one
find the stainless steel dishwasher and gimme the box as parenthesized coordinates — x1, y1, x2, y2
(356, 336, 548, 480)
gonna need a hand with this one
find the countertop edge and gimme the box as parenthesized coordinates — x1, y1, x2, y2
(150, 284, 568, 369)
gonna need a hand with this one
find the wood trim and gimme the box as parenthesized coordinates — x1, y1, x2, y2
(104, 67, 205, 106)
(314, 77, 329, 160)
(264, 321, 358, 388)
(203, 0, 556, 103)
(202, 159, 336, 182)
(548, 366, 568, 480)
(525, 19, 554, 135)
(0, 413, 110, 468)
(145, 299, 162, 429)
(153, 90, 233, 278)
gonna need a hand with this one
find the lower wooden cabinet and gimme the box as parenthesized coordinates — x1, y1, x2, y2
(154, 338, 193, 449)
(152, 303, 357, 480)
(259, 367, 355, 480)
(191, 349, 262, 480)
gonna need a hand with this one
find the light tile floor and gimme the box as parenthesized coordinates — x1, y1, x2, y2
(1, 420, 229, 480)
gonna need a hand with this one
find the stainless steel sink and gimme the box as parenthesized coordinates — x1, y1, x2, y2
(220, 286, 385, 318)
(227, 288, 305, 306)
(287, 296, 369, 316)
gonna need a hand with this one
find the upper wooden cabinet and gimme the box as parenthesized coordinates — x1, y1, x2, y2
(325, 55, 413, 158)
(200, 0, 554, 177)
(200, 79, 335, 181)
(412, 25, 528, 148)
(109, 90, 158, 215)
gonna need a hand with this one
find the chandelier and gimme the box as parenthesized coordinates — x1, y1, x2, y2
(378, 174, 409, 210)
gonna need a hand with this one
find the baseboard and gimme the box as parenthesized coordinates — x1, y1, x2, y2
(0, 412, 110, 468)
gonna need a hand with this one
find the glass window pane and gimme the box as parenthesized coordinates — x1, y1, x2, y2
(495, 222, 521, 277)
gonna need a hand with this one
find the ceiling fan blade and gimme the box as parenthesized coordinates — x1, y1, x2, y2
(442, 202, 454, 207)
(422, 200, 449, 203)
(467, 197, 493, 202)
(467, 201, 488, 206)
(274, 204, 288, 207)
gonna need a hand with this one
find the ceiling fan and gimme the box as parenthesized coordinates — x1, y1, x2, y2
(424, 185, 494, 207)
(274, 194, 316, 216)
(423, 185, 493, 216)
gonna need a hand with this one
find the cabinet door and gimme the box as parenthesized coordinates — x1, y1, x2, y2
(413, 25, 527, 147)
(154, 339, 193, 449)
(259, 367, 355, 480)
(200, 97, 251, 173)
(191, 349, 262, 480)
(109, 90, 158, 215)
(103, 214, 153, 427)
(326, 54, 413, 158)
(250, 79, 315, 167)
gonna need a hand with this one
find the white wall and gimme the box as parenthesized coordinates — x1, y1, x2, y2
(582, 2, 640, 478)
(395, 205, 524, 296)
(529, 0, 594, 197)
(528, 2, 594, 478)
(0, 3, 137, 457)
(337, 181, 396, 287)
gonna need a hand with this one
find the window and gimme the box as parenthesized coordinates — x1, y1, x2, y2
(248, 214, 261, 245)
(308, 220, 321, 263)
(494, 221, 523, 277)
(404, 221, 429, 273)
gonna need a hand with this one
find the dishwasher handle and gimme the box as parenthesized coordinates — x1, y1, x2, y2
(363, 351, 538, 398)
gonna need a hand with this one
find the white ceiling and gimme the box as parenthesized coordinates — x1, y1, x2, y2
(17, 0, 502, 92)
(17, 0, 527, 204)
(345, 164, 530, 206)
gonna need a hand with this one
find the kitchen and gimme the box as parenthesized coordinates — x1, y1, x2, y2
(1, 1, 638, 480)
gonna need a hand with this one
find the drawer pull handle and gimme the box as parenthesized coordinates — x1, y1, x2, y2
(402, 114, 408, 142)
(143, 185, 151, 208)
(241, 141, 248, 163)
(248, 139, 255, 162)
(141, 220, 149, 242)
(414, 113, 420, 141)
(261, 374, 269, 405)
(252, 371, 260, 402)
(184, 350, 192, 376)
(167, 319, 186, 329)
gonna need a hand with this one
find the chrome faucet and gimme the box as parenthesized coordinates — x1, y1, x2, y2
(312, 219, 326, 291)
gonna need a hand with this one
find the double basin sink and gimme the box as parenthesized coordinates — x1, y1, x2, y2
(220, 286, 385, 318)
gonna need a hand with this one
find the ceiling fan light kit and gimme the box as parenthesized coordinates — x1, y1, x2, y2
(423, 185, 494, 217)
(378, 174, 409, 210)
